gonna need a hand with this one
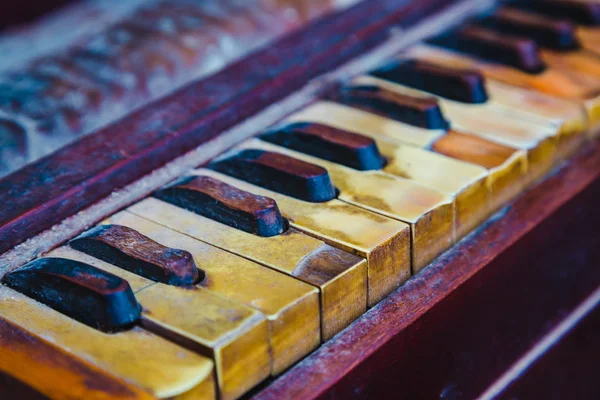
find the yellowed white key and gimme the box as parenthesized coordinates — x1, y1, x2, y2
(0, 285, 216, 400)
(354, 75, 558, 183)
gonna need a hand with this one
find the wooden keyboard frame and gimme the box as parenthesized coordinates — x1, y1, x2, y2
(1, 0, 599, 398)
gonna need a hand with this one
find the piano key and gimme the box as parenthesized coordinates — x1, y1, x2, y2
(0, 317, 156, 400)
(327, 84, 450, 130)
(401, 47, 590, 148)
(69, 222, 320, 376)
(153, 175, 287, 237)
(2, 258, 141, 332)
(371, 56, 588, 158)
(124, 200, 367, 342)
(87, 216, 321, 375)
(261, 122, 386, 171)
(480, 8, 600, 83)
(415, 40, 600, 135)
(191, 168, 411, 307)
(277, 118, 490, 240)
(482, 7, 581, 51)
(370, 59, 490, 103)
(429, 25, 547, 73)
(483, 80, 588, 158)
(354, 75, 558, 183)
(48, 247, 270, 400)
(288, 101, 527, 212)
(245, 139, 454, 271)
(512, 0, 600, 26)
(0, 285, 216, 399)
(70, 224, 201, 286)
(207, 149, 336, 203)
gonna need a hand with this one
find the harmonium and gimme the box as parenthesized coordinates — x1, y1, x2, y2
(1, 0, 599, 399)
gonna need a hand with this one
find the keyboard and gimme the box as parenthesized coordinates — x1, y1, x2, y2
(1, 0, 599, 399)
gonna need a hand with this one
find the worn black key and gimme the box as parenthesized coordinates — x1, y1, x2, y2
(370, 59, 489, 103)
(209, 149, 337, 203)
(261, 122, 385, 171)
(154, 175, 287, 237)
(512, 0, 600, 26)
(70, 224, 202, 286)
(429, 25, 546, 73)
(2, 258, 141, 332)
(481, 7, 580, 50)
(327, 84, 449, 130)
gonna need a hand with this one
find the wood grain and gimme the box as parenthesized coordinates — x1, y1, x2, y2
(0, 0, 466, 255)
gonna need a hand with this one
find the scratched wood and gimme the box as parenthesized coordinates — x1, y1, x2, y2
(250, 136, 600, 400)
(0, 0, 469, 256)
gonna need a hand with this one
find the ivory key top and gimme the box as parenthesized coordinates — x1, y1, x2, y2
(244, 138, 454, 272)
(287, 101, 526, 212)
(68, 221, 319, 377)
(0, 266, 216, 399)
(196, 163, 410, 307)
(0, 319, 155, 400)
(417, 31, 600, 135)
(47, 246, 270, 400)
(127, 190, 367, 341)
(266, 120, 489, 240)
(399, 48, 589, 157)
(354, 75, 558, 184)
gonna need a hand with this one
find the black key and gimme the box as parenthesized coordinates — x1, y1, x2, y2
(370, 59, 489, 103)
(429, 25, 546, 74)
(209, 149, 337, 203)
(481, 7, 580, 50)
(327, 84, 449, 130)
(261, 122, 385, 171)
(2, 258, 141, 332)
(512, 0, 600, 26)
(70, 224, 202, 286)
(154, 175, 287, 237)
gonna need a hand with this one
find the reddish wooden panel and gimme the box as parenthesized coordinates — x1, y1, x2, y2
(495, 304, 600, 399)
(252, 139, 600, 400)
(0, 0, 461, 255)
